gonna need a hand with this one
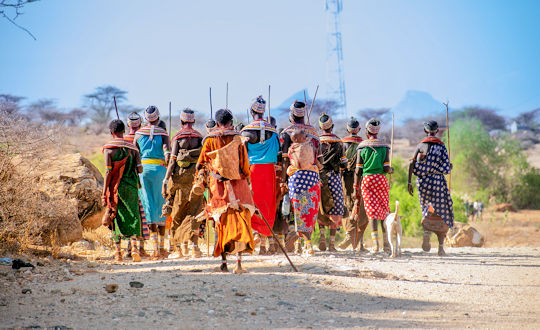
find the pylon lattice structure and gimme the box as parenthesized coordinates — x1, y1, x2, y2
(325, 0, 347, 119)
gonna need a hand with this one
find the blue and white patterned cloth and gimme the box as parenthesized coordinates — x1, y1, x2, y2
(288, 170, 321, 233)
(413, 143, 454, 228)
(327, 171, 344, 216)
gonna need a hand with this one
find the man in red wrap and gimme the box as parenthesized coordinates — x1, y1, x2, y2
(241, 96, 280, 255)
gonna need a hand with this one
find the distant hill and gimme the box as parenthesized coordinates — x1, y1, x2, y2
(391, 90, 447, 122)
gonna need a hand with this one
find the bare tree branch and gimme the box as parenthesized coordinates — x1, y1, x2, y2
(0, 0, 39, 40)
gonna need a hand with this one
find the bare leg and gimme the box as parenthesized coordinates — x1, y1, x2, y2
(150, 224, 160, 259)
(318, 225, 327, 251)
(381, 222, 390, 253)
(219, 252, 229, 272)
(191, 236, 201, 258)
(370, 219, 379, 252)
(422, 229, 431, 252)
(328, 228, 337, 252)
(158, 225, 168, 259)
(437, 233, 446, 256)
(233, 253, 247, 274)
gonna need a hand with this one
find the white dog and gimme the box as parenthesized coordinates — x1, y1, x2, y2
(384, 201, 402, 258)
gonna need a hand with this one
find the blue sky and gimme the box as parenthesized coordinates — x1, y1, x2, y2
(1, 0, 539, 118)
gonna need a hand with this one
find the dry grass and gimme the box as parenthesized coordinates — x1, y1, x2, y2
(0, 112, 75, 252)
(82, 227, 114, 249)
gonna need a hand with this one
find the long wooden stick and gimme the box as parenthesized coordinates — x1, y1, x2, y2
(389, 112, 395, 186)
(268, 85, 271, 123)
(168, 101, 172, 138)
(113, 96, 119, 120)
(444, 101, 451, 191)
(254, 204, 298, 272)
(209, 87, 213, 118)
(303, 89, 307, 104)
(226, 82, 229, 109)
(307, 85, 319, 124)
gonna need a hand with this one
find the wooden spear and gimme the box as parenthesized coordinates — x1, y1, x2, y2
(307, 85, 319, 124)
(168, 101, 172, 138)
(389, 112, 395, 186)
(113, 96, 119, 120)
(268, 85, 271, 123)
(209, 87, 213, 119)
(444, 101, 451, 191)
(254, 204, 298, 272)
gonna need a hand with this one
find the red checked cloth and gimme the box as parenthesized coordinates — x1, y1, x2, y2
(361, 174, 390, 220)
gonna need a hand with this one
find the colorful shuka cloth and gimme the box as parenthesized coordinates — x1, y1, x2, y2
(357, 139, 390, 220)
(136, 125, 168, 226)
(123, 133, 150, 240)
(102, 139, 142, 242)
(318, 133, 346, 228)
(413, 137, 454, 228)
(198, 128, 255, 257)
(242, 119, 280, 236)
(288, 170, 321, 233)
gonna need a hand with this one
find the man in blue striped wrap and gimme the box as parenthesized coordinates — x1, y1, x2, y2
(408, 120, 454, 256)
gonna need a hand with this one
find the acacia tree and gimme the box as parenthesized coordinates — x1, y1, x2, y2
(453, 107, 506, 131)
(84, 85, 127, 126)
(0, 94, 25, 118)
(27, 99, 86, 126)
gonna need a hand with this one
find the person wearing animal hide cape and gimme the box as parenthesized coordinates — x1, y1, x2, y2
(317, 113, 346, 252)
(162, 108, 205, 259)
(102, 119, 143, 263)
(408, 120, 454, 256)
(196, 109, 255, 273)
(241, 96, 280, 255)
(354, 118, 394, 253)
(339, 117, 369, 251)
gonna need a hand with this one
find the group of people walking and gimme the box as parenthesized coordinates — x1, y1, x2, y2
(101, 95, 455, 271)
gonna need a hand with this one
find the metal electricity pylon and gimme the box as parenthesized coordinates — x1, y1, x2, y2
(325, 0, 347, 118)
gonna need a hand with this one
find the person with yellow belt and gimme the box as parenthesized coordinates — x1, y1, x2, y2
(133, 105, 171, 259)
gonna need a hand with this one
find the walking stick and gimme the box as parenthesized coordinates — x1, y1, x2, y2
(253, 204, 298, 272)
(168, 101, 172, 138)
(209, 87, 213, 118)
(444, 101, 451, 191)
(389, 113, 395, 186)
(307, 85, 319, 124)
(267, 85, 271, 123)
(113, 96, 119, 120)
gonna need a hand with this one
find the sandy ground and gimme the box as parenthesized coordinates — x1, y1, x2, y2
(1, 245, 539, 329)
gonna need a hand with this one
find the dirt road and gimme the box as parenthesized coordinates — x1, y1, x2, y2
(2, 246, 539, 329)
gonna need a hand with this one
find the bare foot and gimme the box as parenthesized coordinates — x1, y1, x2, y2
(151, 250, 160, 261)
(438, 247, 447, 256)
(131, 251, 141, 262)
(233, 264, 248, 274)
(214, 263, 229, 272)
(168, 251, 183, 259)
(139, 249, 150, 258)
(422, 232, 431, 252)
(114, 252, 122, 262)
